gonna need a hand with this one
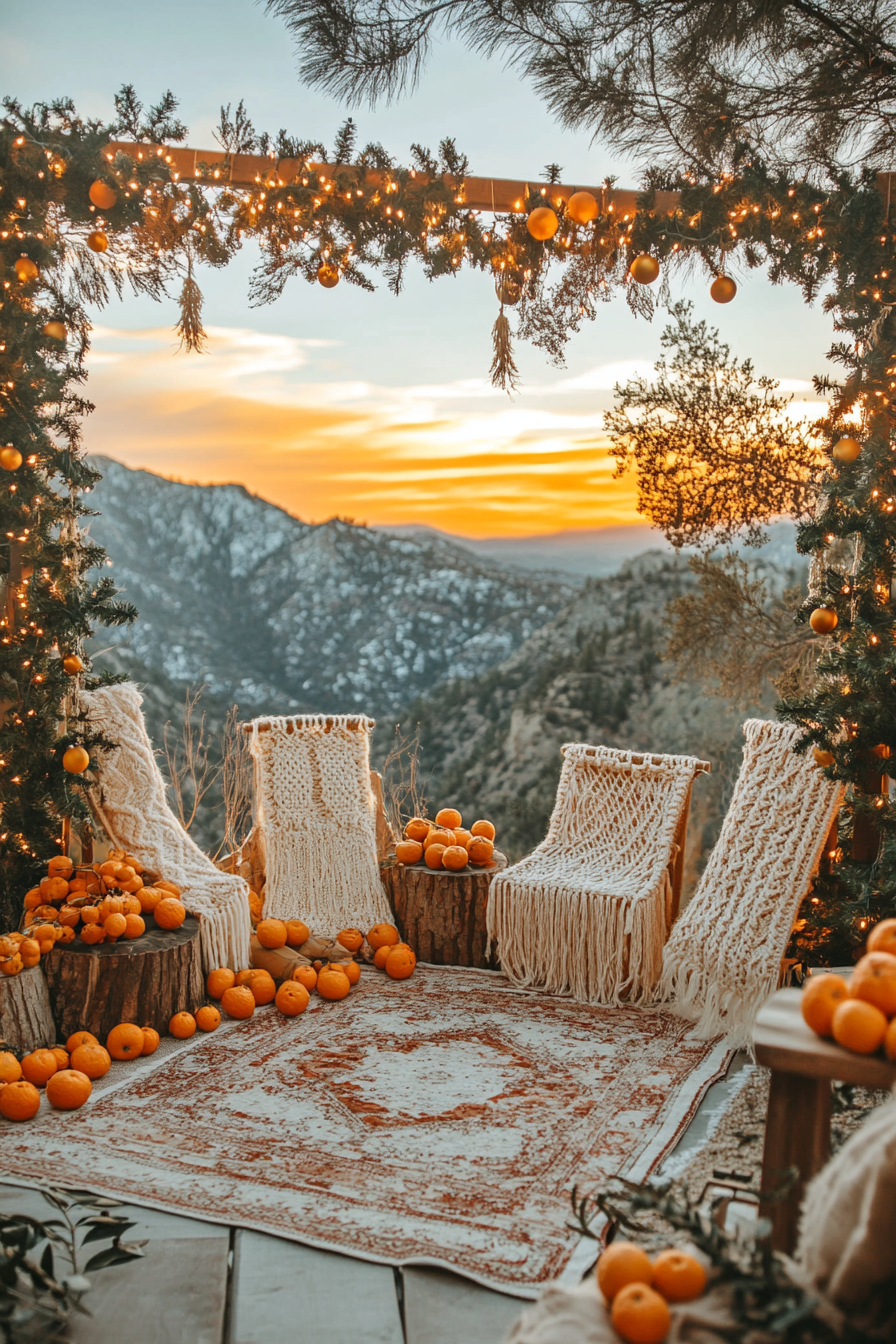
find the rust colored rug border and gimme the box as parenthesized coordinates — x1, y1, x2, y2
(0, 967, 730, 1298)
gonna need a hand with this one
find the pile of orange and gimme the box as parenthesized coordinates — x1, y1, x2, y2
(394, 808, 497, 872)
(596, 1241, 707, 1343)
(11, 851, 189, 958)
(801, 918, 896, 1058)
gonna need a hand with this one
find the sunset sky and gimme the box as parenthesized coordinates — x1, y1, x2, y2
(3, 0, 834, 536)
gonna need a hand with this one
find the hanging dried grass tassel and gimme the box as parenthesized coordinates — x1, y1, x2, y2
(490, 311, 519, 393)
(175, 262, 207, 353)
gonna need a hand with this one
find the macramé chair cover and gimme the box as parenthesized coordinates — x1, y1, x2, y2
(248, 714, 393, 932)
(487, 743, 705, 1006)
(84, 683, 252, 972)
(660, 718, 844, 1048)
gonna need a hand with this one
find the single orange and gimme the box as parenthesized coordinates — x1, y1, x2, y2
(367, 923, 400, 951)
(342, 959, 361, 985)
(337, 927, 364, 952)
(651, 1249, 706, 1302)
(103, 912, 127, 939)
(868, 918, 896, 958)
(107, 1023, 145, 1060)
(256, 918, 287, 949)
(66, 1030, 98, 1054)
(373, 945, 391, 970)
(386, 945, 416, 980)
(139, 887, 164, 913)
(155, 879, 183, 897)
(51, 1047, 70, 1071)
(425, 843, 447, 870)
(169, 1011, 197, 1039)
(404, 817, 430, 843)
(80, 923, 105, 945)
(801, 973, 849, 1037)
(275, 980, 310, 1016)
(442, 845, 469, 871)
(21, 1049, 59, 1087)
(46, 1069, 92, 1111)
(0, 1080, 41, 1121)
(238, 969, 276, 1005)
(596, 1241, 654, 1301)
(123, 913, 145, 939)
(470, 820, 496, 841)
(832, 997, 888, 1054)
(221, 985, 255, 1019)
(395, 840, 424, 864)
(80, 905, 101, 924)
(610, 1283, 671, 1344)
(452, 828, 473, 850)
(69, 1043, 111, 1080)
(468, 837, 494, 865)
(48, 855, 74, 878)
(154, 898, 186, 930)
(423, 828, 454, 851)
(293, 965, 318, 992)
(850, 951, 896, 1017)
(435, 807, 462, 830)
(285, 919, 310, 948)
(0, 1052, 23, 1084)
(195, 1005, 221, 1032)
(207, 967, 236, 999)
(317, 965, 351, 1001)
(141, 1027, 161, 1055)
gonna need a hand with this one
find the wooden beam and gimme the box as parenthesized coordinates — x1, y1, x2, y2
(107, 141, 679, 215)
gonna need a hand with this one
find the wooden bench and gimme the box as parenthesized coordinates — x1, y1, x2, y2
(753, 987, 896, 1252)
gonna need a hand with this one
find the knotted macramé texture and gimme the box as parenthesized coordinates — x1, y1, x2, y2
(83, 683, 252, 972)
(661, 718, 844, 1048)
(248, 714, 392, 932)
(487, 743, 704, 1006)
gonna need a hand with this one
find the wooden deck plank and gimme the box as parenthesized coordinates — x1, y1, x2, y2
(403, 1267, 524, 1344)
(228, 1230, 404, 1344)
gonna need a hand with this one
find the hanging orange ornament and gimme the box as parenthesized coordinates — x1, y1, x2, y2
(62, 654, 84, 675)
(14, 257, 38, 283)
(809, 607, 838, 634)
(88, 180, 117, 210)
(86, 231, 108, 254)
(566, 191, 598, 225)
(526, 207, 559, 241)
(0, 447, 23, 471)
(317, 262, 339, 288)
(710, 276, 737, 303)
(629, 255, 659, 284)
(42, 320, 68, 341)
(832, 437, 862, 462)
(496, 277, 521, 306)
(62, 746, 90, 774)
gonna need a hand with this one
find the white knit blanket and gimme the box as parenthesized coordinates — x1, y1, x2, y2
(661, 718, 843, 1048)
(487, 744, 704, 1005)
(248, 714, 392, 931)
(84, 684, 252, 971)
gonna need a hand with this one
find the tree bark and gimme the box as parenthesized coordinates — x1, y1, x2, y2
(381, 854, 506, 969)
(0, 966, 56, 1051)
(43, 916, 204, 1040)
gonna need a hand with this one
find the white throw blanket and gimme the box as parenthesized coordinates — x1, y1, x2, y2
(84, 683, 252, 971)
(248, 714, 392, 931)
(660, 719, 843, 1048)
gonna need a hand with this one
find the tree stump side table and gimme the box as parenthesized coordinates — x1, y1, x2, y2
(42, 916, 204, 1041)
(380, 853, 507, 969)
(0, 966, 56, 1052)
(753, 986, 896, 1254)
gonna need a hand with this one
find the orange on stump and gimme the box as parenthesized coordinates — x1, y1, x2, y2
(395, 840, 423, 864)
(0, 1080, 41, 1121)
(801, 973, 849, 1037)
(196, 1005, 221, 1032)
(221, 985, 256, 1019)
(21, 1049, 59, 1087)
(596, 1241, 653, 1301)
(850, 951, 896, 1017)
(452, 828, 473, 850)
(468, 837, 494, 865)
(442, 845, 469, 871)
(435, 807, 462, 830)
(170, 1011, 197, 1039)
(423, 828, 454, 851)
(404, 818, 430, 842)
(155, 880, 182, 897)
(256, 918, 288, 949)
(0, 1052, 23, 1084)
(207, 967, 236, 999)
(367, 923, 400, 951)
(124, 913, 145, 939)
(46, 1069, 92, 1111)
(107, 1023, 144, 1060)
(80, 906, 101, 924)
(70, 1043, 111, 1079)
(425, 843, 447, 870)
(51, 1047, 70, 1071)
(610, 1283, 670, 1344)
(337, 927, 364, 952)
(293, 965, 318, 992)
(342, 959, 361, 985)
(48, 855, 74, 878)
(80, 924, 105, 945)
(285, 919, 310, 948)
(139, 887, 165, 913)
(275, 980, 310, 1016)
(869, 918, 896, 957)
(141, 1027, 160, 1055)
(832, 998, 888, 1054)
(103, 913, 127, 940)
(386, 945, 416, 980)
(373, 945, 391, 970)
(66, 1030, 98, 1054)
(470, 820, 496, 840)
(651, 1249, 706, 1302)
(317, 965, 351, 1000)
(155, 898, 186, 930)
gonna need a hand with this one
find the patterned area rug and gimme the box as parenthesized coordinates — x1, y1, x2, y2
(0, 966, 729, 1297)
